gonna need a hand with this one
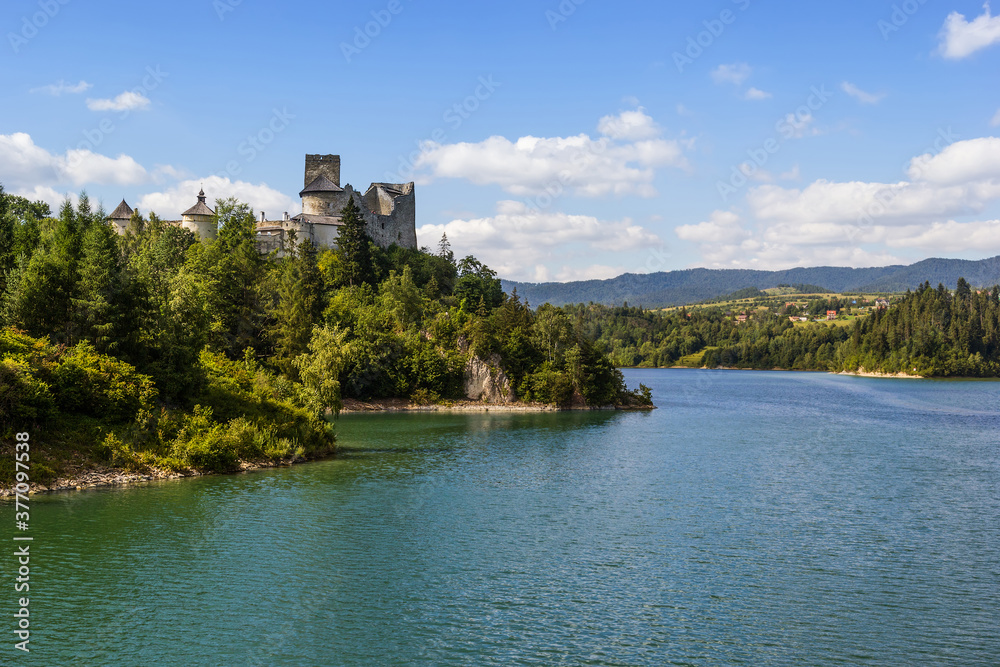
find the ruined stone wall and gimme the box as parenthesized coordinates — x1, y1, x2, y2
(360, 183, 416, 249)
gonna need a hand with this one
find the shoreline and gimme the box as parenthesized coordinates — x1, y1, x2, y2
(339, 398, 654, 413)
(0, 454, 327, 499)
(643, 365, 930, 379)
(3, 400, 654, 497)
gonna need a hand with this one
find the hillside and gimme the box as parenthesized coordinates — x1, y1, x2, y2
(503, 256, 1000, 308)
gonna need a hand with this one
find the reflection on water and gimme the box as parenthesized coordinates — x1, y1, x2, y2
(8, 370, 1000, 665)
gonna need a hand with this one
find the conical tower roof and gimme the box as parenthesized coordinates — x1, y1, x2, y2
(108, 199, 133, 221)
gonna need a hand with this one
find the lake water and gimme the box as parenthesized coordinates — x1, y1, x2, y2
(7, 369, 1000, 665)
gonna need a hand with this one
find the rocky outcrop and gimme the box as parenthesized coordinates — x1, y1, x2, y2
(464, 355, 515, 404)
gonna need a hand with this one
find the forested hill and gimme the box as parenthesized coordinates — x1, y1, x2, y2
(503, 256, 1000, 307)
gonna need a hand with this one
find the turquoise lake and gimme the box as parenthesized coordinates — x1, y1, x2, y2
(5, 369, 1000, 665)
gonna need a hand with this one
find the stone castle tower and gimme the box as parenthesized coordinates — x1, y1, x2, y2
(181, 188, 217, 240)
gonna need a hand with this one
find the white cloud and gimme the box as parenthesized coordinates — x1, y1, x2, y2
(413, 108, 690, 198)
(10, 186, 79, 211)
(711, 62, 752, 86)
(86, 91, 151, 112)
(840, 81, 886, 105)
(938, 2, 1000, 59)
(138, 176, 299, 220)
(554, 265, 627, 282)
(906, 136, 1000, 185)
(597, 107, 662, 140)
(676, 210, 749, 244)
(886, 219, 1000, 252)
(992, 109, 1000, 127)
(0, 132, 151, 189)
(744, 87, 772, 101)
(417, 200, 663, 281)
(30, 80, 92, 96)
(677, 136, 1000, 269)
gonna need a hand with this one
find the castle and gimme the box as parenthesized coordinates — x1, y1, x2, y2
(107, 154, 417, 253)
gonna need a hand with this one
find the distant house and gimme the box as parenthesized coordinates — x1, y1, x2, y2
(736, 314, 748, 324)
(826, 310, 837, 320)
(875, 298, 889, 309)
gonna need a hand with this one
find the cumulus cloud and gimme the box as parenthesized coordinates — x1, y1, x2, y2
(886, 219, 1000, 252)
(676, 210, 749, 244)
(744, 87, 772, 101)
(417, 200, 663, 281)
(711, 63, 752, 86)
(413, 108, 690, 198)
(30, 80, 92, 96)
(840, 81, 885, 105)
(906, 136, 1000, 185)
(677, 136, 1000, 269)
(138, 176, 300, 219)
(86, 91, 151, 112)
(0, 132, 150, 190)
(597, 107, 662, 140)
(938, 2, 1000, 59)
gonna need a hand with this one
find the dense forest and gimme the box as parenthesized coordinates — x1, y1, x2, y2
(564, 279, 1000, 377)
(0, 185, 649, 484)
(505, 257, 1000, 308)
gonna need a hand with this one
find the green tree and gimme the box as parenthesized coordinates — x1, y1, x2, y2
(203, 198, 267, 358)
(336, 197, 374, 287)
(267, 239, 324, 377)
(73, 221, 124, 353)
(454, 255, 503, 311)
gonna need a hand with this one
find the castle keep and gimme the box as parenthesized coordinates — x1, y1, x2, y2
(108, 154, 417, 253)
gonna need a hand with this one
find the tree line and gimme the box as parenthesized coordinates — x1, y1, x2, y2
(556, 279, 1000, 377)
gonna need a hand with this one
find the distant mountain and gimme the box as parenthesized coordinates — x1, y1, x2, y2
(503, 256, 1000, 308)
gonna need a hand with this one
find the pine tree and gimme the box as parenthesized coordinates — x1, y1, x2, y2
(336, 197, 374, 287)
(205, 198, 268, 357)
(437, 232, 454, 264)
(73, 221, 122, 353)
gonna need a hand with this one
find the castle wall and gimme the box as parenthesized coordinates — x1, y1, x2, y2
(312, 223, 340, 248)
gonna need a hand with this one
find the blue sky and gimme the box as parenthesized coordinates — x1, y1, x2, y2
(2, 0, 999, 281)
